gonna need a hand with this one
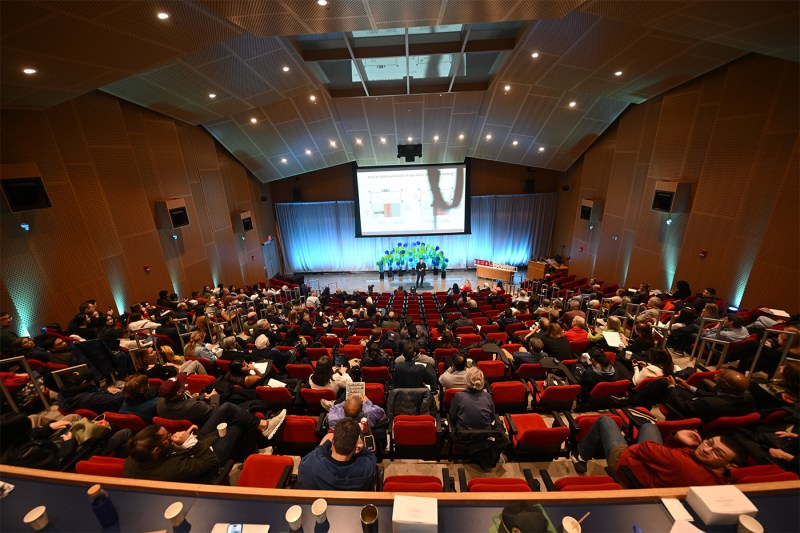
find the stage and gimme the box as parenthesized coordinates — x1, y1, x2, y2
(294, 268, 530, 294)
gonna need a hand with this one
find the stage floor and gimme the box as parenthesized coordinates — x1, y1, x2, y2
(299, 268, 530, 294)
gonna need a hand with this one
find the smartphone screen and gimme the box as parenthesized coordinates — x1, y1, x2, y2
(226, 524, 243, 533)
(363, 434, 375, 452)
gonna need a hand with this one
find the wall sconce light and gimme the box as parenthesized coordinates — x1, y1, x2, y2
(171, 234, 178, 240)
(666, 218, 673, 225)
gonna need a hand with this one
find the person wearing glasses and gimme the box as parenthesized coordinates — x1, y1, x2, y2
(569, 415, 748, 487)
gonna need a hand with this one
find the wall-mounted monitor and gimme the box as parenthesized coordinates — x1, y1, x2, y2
(579, 205, 592, 221)
(579, 199, 602, 223)
(1, 177, 52, 212)
(242, 216, 253, 232)
(352, 161, 470, 238)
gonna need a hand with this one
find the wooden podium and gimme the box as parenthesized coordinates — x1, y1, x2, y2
(527, 261, 547, 280)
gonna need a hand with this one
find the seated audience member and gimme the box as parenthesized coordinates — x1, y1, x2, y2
(573, 348, 617, 396)
(560, 299, 586, 326)
(449, 367, 495, 430)
(666, 280, 692, 301)
(381, 311, 401, 330)
(0, 311, 20, 356)
(120, 373, 159, 421)
(252, 334, 295, 372)
(132, 346, 205, 379)
(395, 338, 435, 365)
(439, 353, 469, 389)
(496, 309, 518, 332)
(221, 358, 265, 388)
(570, 416, 747, 487)
(361, 344, 391, 369)
(297, 417, 377, 491)
(310, 355, 352, 399)
(631, 347, 677, 387)
(664, 369, 756, 423)
(690, 287, 719, 313)
(512, 337, 548, 367)
(451, 310, 475, 330)
(57, 369, 123, 414)
(750, 360, 799, 411)
(746, 309, 790, 333)
(66, 313, 96, 340)
(564, 316, 590, 343)
(44, 337, 73, 366)
(184, 330, 218, 362)
(541, 323, 573, 360)
(393, 341, 436, 389)
(156, 373, 286, 437)
(701, 314, 749, 343)
(588, 316, 625, 345)
(624, 322, 656, 358)
(635, 297, 662, 324)
(125, 424, 219, 483)
(535, 299, 553, 318)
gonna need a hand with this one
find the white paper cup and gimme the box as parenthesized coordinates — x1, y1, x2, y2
(164, 501, 186, 526)
(23, 506, 48, 531)
(217, 422, 227, 438)
(312, 498, 328, 523)
(286, 504, 303, 531)
(562, 516, 581, 533)
(625, 350, 633, 360)
(737, 515, 764, 533)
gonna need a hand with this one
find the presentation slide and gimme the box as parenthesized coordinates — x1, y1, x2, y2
(354, 164, 469, 237)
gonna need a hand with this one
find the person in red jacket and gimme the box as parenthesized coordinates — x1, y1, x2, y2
(570, 416, 747, 487)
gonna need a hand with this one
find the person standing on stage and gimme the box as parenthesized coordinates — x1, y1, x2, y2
(415, 258, 427, 288)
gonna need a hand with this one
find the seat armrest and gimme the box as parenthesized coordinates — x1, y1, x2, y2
(530, 379, 542, 394)
(505, 414, 518, 436)
(604, 465, 625, 486)
(621, 407, 640, 428)
(539, 469, 556, 492)
(497, 350, 512, 367)
(458, 467, 468, 492)
(213, 459, 235, 485)
(522, 468, 541, 491)
(316, 413, 328, 435)
(551, 411, 565, 427)
(441, 467, 453, 492)
(277, 464, 293, 488)
(563, 411, 580, 431)
(376, 465, 385, 491)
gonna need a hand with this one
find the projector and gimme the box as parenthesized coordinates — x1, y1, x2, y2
(397, 144, 422, 162)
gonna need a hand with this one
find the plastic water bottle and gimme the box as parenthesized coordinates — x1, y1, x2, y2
(87, 483, 118, 527)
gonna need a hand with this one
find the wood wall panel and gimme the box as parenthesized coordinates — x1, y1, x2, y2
(1, 90, 271, 334)
(555, 54, 798, 309)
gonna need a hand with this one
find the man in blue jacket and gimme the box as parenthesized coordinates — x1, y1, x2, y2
(298, 417, 376, 491)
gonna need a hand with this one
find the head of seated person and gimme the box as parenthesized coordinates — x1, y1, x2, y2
(465, 366, 485, 392)
(528, 337, 544, 355)
(342, 395, 363, 419)
(332, 417, 361, 459)
(401, 339, 419, 361)
(452, 353, 467, 372)
(693, 433, 748, 473)
(714, 369, 749, 396)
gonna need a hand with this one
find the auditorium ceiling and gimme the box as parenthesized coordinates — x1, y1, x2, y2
(1, 1, 798, 182)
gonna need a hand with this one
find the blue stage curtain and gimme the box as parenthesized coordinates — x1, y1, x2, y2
(275, 194, 557, 272)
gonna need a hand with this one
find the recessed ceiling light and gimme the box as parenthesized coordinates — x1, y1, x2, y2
(568, 101, 577, 108)
(157, 12, 170, 20)
(614, 70, 623, 77)
(504, 84, 511, 92)
(309, 95, 317, 102)
(512, 140, 518, 146)
(380, 137, 386, 144)
(538, 147, 545, 152)
(317, 0, 328, 5)
(305, 149, 312, 155)
(485, 134, 492, 140)
(405, 136, 411, 142)
(22, 68, 37, 75)
(282, 66, 290, 72)
(281, 158, 287, 163)
(531, 52, 539, 58)
(250, 117, 257, 124)
(458, 134, 464, 140)
(355, 138, 362, 145)
(433, 135, 439, 142)
(329, 140, 336, 147)
(208, 93, 217, 99)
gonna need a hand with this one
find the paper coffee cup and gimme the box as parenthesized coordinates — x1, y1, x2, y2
(164, 502, 186, 526)
(217, 422, 227, 438)
(23, 506, 48, 531)
(737, 515, 764, 533)
(625, 350, 633, 360)
(312, 498, 327, 523)
(562, 516, 581, 533)
(286, 504, 303, 531)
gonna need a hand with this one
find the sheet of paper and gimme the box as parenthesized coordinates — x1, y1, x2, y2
(602, 331, 622, 348)
(266, 378, 286, 388)
(393, 495, 438, 526)
(668, 521, 704, 533)
(252, 362, 270, 374)
(662, 497, 693, 522)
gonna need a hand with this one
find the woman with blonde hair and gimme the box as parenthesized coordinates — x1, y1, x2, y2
(183, 330, 217, 362)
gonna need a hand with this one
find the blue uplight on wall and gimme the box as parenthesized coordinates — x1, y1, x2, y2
(19, 223, 30, 231)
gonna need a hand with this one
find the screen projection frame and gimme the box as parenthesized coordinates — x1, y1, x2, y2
(352, 161, 471, 238)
